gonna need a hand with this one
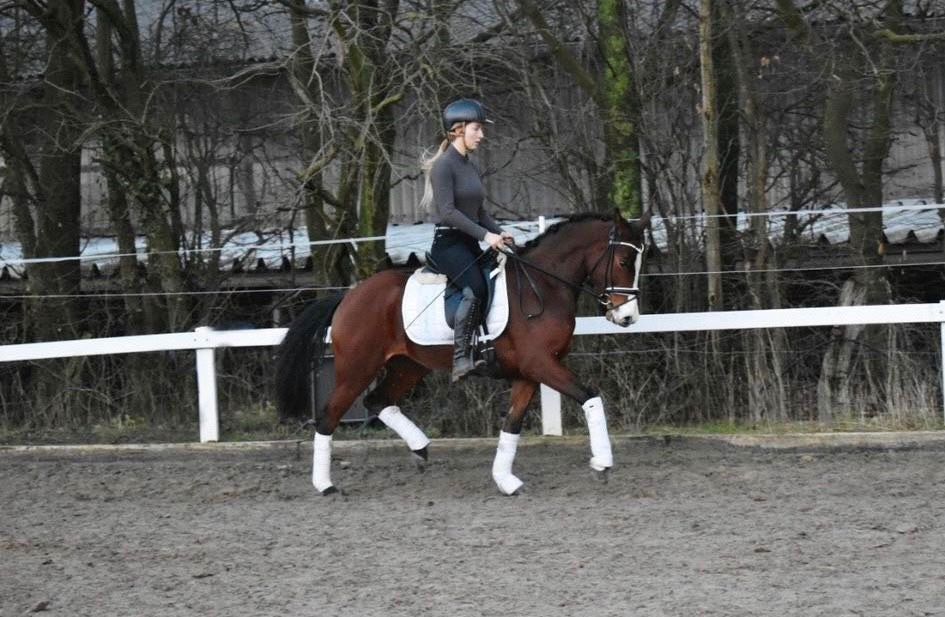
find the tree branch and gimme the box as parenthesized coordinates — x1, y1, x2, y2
(515, 0, 600, 102)
(874, 28, 945, 44)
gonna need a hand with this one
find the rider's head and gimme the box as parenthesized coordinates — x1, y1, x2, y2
(419, 99, 493, 213)
(442, 98, 492, 154)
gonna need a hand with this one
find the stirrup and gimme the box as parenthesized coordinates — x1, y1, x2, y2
(451, 353, 485, 382)
(453, 333, 486, 382)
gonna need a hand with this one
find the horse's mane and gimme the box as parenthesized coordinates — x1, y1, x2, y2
(518, 212, 610, 256)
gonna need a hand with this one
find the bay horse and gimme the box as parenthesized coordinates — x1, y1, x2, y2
(275, 210, 650, 495)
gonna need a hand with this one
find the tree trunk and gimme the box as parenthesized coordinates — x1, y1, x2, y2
(814, 5, 899, 419)
(699, 0, 723, 311)
(10, 0, 88, 421)
(929, 121, 944, 206)
(287, 0, 400, 284)
(817, 279, 867, 422)
(287, 0, 345, 287)
(88, 0, 190, 331)
(96, 17, 145, 334)
(723, 0, 787, 421)
(597, 0, 642, 218)
(357, 102, 396, 278)
(24, 0, 85, 341)
(518, 0, 644, 217)
(714, 0, 740, 273)
(103, 163, 146, 333)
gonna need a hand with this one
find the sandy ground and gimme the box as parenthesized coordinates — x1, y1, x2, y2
(2, 435, 944, 617)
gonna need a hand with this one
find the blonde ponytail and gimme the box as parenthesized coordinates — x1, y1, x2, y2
(419, 138, 451, 215)
(420, 124, 465, 215)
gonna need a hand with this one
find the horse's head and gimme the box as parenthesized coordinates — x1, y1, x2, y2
(589, 209, 651, 327)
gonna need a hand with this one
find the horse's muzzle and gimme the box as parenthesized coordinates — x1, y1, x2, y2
(605, 299, 640, 327)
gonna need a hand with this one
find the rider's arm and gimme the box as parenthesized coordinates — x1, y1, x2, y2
(477, 206, 504, 236)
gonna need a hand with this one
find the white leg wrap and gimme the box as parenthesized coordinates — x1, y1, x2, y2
(492, 431, 524, 495)
(378, 406, 431, 451)
(312, 432, 334, 493)
(582, 396, 613, 471)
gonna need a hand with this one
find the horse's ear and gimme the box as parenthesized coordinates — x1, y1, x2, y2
(613, 208, 625, 224)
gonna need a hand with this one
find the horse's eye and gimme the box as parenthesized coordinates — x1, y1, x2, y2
(619, 259, 630, 269)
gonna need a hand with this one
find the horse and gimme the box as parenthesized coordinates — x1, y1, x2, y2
(275, 209, 651, 495)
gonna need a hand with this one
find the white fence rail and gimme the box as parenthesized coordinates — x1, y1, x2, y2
(2, 302, 945, 441)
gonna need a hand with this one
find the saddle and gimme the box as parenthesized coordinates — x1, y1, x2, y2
(423, 250, 502, 329)
(401, 251, 510, 353)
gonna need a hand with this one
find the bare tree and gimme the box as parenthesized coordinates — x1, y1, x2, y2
(776, 0, 909, 418)
(515, 0, 644, 217)
(0, 1, 84, 341)
(721, 0, 787, 421)
(282, 0, 433, 282)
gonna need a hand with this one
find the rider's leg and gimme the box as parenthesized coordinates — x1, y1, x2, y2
(451, 286, 484, 381)
(430, 235, 490, 382)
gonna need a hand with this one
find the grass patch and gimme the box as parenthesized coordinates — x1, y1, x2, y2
(641, 416, 945, 436)
(2, 404, 941, 446)
(0, 420, 199, 445)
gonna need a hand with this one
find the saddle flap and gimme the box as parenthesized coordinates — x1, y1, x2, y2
(402, 261, 509, 347)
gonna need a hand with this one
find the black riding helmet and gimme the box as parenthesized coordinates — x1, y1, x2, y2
(441, 98, 493, 133)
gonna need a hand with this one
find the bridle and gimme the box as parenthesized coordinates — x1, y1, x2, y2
(588, 225, 645, 310)
(505, 223, 645, 318)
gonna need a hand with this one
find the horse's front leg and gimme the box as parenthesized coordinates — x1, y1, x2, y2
(524, 358, 613, 475)
(491, 379, 538, 495)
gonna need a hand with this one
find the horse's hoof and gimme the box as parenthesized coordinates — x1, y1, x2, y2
(412, 446, 429, 462)
(495, 475, 524, 496)
(320, 485, 339, 496)
(592, 468, 610, 484)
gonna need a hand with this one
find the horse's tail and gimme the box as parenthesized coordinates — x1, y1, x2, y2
(275, 294, 345, 422)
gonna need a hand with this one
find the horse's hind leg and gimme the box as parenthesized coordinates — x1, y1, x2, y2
(312, 352, 386, 495)
(363, 356, 432, 462)
(491, 379, 538, 495)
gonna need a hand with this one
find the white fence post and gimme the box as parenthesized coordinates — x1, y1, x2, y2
(194, 327, 219, 443)
(540, 384, 563, 436)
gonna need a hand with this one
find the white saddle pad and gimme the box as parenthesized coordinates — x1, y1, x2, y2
(402, 254, 510, 346)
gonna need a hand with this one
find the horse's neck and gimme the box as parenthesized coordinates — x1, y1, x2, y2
(527, 224, 597, 285)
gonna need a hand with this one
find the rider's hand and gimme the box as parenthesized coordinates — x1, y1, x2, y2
(500, 232, 515, 246)
(484, 232, 508, 251)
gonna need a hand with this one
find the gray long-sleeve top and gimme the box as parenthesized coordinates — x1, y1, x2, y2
(431, 145, 503, 241)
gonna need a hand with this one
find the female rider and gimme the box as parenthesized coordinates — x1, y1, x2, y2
(419, 98, 514, 381)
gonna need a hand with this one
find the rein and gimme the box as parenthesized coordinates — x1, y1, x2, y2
(505, 249, 603, 319)
(503, 224, 644, 320)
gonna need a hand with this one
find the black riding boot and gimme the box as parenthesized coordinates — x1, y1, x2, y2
(452, 287, 484, 382)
